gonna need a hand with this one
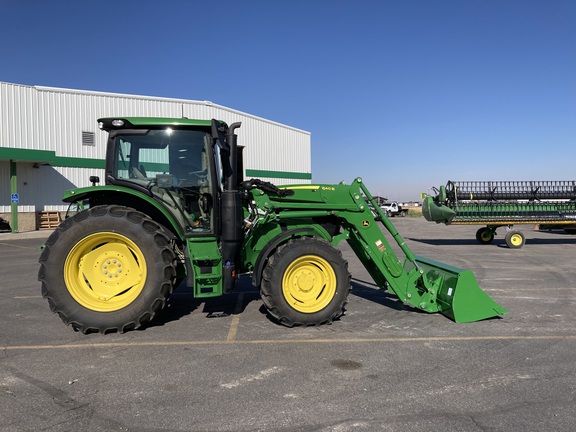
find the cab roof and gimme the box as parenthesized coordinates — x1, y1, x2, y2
(97, 117, 225, 131)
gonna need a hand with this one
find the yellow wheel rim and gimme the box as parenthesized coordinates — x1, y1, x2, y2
(480, 231, 492, 241)
(64, 232, 147, 312)
(282, 255, 337, 314)
(510, 234, 523, 247)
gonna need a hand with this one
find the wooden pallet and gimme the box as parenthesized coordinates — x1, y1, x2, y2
(38, 211, 60, 229)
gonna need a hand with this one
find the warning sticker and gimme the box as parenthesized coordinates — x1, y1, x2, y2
(375, 239, 386, 252)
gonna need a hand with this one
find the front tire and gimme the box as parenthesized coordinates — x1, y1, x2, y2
(38, 205, 176, 334)
(505, 230, 525, 249)
(260, 237, 351, 327)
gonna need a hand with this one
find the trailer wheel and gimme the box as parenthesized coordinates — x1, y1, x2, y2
(475, 227, 494, 244)
(260, 237, 350, 327)
(38, 205, 176, 334)
(505, 231, 525, 249)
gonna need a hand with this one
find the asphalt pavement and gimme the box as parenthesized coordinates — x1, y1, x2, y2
(1, 218, 575, 431)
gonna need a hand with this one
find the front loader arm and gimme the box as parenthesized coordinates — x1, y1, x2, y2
(247, 178, 507, 323)
(343, 180, 507, 322)
(333, 179, 442, 313)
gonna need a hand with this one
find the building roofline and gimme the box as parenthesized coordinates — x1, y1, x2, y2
(29, 83, 310, 135)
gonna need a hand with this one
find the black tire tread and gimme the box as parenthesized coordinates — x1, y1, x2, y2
(38, 205, 176, 334)
(260, 237, 351, 327)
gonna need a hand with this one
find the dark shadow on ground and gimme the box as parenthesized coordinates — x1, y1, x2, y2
(408, 236, 576, 247)
(522, 237, 576, 245)
(140, 275, 261, 330)
(407, 237, 484, 246)
(349, 277, 420, 314)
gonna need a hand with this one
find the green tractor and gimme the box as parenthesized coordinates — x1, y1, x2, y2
(38, 117, 507, 333)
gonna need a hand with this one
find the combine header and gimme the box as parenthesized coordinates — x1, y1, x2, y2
(423, 180, 576, 248)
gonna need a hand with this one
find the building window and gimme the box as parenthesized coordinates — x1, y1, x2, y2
(82, 131, 95, 146)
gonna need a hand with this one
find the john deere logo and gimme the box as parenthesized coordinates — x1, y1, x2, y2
(362, 220, 370, 227)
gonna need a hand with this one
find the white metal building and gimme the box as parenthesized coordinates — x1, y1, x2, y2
(0, 82, 311, 231)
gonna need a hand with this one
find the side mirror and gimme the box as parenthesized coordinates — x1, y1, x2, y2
(211, 119, 230, 152)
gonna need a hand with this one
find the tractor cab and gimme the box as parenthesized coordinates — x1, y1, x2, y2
(96, 117, 236, 236)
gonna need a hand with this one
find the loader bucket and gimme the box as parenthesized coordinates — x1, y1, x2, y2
(414, 256, 508, 322)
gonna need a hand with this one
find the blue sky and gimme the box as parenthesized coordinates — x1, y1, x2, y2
(1, 0, 575, 200)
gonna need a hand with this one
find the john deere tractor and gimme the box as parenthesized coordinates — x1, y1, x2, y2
(38, 117, 507, 333)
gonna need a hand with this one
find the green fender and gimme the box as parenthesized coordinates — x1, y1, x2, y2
(249, 224, 333, 287)
(62, 185, 186, 239)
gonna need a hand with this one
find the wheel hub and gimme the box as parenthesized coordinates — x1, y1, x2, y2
(294, 269, 316, 293)
(102, 258, 122, 278)
(65, 233, 146, 311)
(282, 255, 336, 314)
(80, 243, 142, 299)
(510, 234, 522, 246)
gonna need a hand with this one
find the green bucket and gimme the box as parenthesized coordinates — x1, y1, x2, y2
(415, 255, 508, 323)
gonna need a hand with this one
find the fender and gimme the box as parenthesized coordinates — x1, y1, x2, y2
(251, 226, 332, 287)
(63, 185, 186, 239)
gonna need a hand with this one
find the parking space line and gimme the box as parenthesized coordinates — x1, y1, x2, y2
(483, 287, 576, 292)
(493, 295, 576, 300)
(0, 242, 39, 250)
(5, 334, 576, 351)
(485, 287, 576, 290)
(226, 293, 244, 342)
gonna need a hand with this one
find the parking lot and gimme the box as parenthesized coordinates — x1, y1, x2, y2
(1, 217, 576, 432)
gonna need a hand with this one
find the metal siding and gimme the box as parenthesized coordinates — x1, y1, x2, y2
(0, 82, 37, 150)
(32, 86, 311, 179)
(1, 82, 311, 211)
(36, 89, 108, 159)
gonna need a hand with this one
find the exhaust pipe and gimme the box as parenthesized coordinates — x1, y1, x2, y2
(213, 120, 243, 293)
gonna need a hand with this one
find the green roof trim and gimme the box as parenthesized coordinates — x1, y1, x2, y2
(245, 169, 312, 180)
(0, 147, 56, 163)
(53, 156, 105, 169)
(1, 147, 311, 179)
(0, 147, 105, 168)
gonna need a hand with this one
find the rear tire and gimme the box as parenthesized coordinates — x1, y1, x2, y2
(38, 205, 176, 334)
(260, 237, 351, 327)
